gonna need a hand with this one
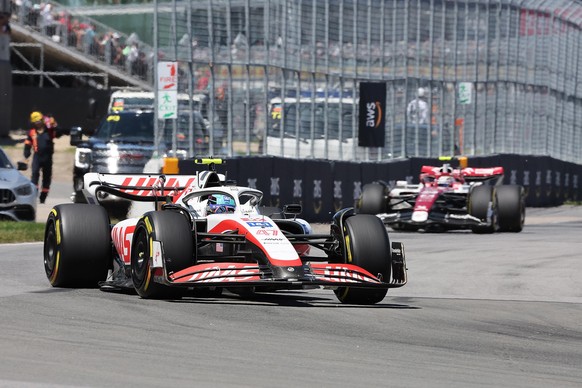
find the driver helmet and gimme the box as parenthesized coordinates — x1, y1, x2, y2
(207, 194, 236, 214)
(419, 173, 434, 184)
(437, 175, 455, 187)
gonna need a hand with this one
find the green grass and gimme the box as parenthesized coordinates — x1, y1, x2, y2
(0, 221, 45, 243)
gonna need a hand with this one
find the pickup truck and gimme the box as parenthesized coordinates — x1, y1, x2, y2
(70, 110, 207, 208)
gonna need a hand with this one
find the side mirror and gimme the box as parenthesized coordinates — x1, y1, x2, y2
(17, 161, 28, 171)
(283, 204, 302, 215)
(70, 127, 83, 146)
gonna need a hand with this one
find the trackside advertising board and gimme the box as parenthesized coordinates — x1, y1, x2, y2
(358, 82, 386, 148)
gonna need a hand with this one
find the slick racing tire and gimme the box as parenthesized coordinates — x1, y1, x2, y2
(44, 204, 111, 287)
(356, 183, 388, 215)
(334, 215, 391, 305)
(131, 211, 194, 299)
(496, 185, 525, 232)
(469, 185, 498, 234)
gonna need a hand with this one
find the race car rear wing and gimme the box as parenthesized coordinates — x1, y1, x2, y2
(83, 173, 199, 203)
(460, 167, 505, 184)
(420, 165, 504, 184)
(83, 158, 230, 203)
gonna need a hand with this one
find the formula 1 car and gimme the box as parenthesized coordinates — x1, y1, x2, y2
(356, 162, 525, 233)
(43, 159, 407, 305)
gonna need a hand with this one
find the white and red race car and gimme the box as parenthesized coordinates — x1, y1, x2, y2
(43, 159, 407, 305)
(357, 162, 525, 233)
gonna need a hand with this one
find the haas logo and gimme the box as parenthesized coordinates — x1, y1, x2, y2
(112, 224, 135, 263)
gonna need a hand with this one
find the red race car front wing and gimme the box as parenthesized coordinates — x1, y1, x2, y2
(159, 251, 407, 290)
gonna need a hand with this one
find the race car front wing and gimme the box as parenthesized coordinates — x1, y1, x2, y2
(160, 242, 407, 290)
(377, 209, 488, 229)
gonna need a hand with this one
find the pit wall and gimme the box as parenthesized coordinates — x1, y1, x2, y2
(178, 154, 581, 223)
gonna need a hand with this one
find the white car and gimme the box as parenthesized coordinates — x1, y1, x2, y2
(43, 158, 408, 304)
(0, 147, 38, 222)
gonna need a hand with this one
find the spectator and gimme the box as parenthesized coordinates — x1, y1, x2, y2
(213, 85, 228, 153)
(134, 51, 148, 80)
(39, 2, 55, 36)
(406, 87, 429, 125)
(192, 110, 209, 155)
(54, 11, 71, 44)
(125, 42, 139, 74)
(83, 23, 98, 56)
(405, 87, 430, 156)
(195, 69, 210, 92)
(71, 19, 87, 49)
(109, 33, 124, 66)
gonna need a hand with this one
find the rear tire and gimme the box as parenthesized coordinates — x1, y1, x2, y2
(43, 204, 111, 287)
(497, 185, 525, 232)
(469, 185, 498, 234)
(131, 211, 194, 299)
(334, 215, 391, 305)
(357, 183, 388, 215)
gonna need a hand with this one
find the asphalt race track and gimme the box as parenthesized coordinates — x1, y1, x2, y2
(0, 206, 581, 387)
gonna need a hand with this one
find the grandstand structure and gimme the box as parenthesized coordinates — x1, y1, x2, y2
(4, 0, 582, 164)
(8, 1, 152, 89)
(155, 0, 582, 164)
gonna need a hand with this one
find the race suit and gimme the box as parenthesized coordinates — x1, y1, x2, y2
(24, 126, 56, 201)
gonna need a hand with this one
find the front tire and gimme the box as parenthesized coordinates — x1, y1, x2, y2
(334, 215, 391, 305)
(131, 211, 194, 299)
(44, 204, 111, 287)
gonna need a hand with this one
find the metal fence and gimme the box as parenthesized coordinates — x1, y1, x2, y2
(154, 0, 582, 164)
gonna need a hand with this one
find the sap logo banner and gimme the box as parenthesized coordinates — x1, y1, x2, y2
(358, 82, 386, 147)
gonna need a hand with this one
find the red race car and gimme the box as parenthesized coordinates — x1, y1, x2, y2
(43, 159, 407, 305)
(357, 161, 525, 233)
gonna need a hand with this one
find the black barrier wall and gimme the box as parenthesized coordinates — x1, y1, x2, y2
(12, 86, 110, 132)
(178, 154, 582, 222)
